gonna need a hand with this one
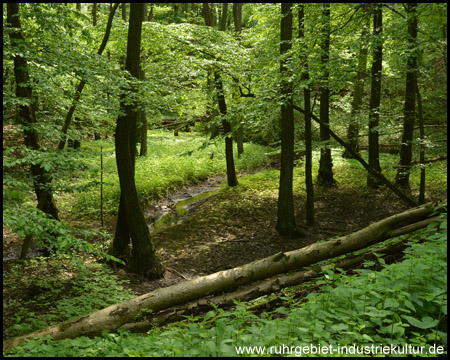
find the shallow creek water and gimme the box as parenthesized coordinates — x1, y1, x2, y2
(147, 186, 220, 234)
(3, 180, 223, 262)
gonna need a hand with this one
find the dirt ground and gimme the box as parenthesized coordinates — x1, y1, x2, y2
(116, 176, 422, 296)
(4, 170, 445, 299)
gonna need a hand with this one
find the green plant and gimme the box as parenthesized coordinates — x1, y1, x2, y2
(3, 204, 122, 266)
(6, 212, 446, 357)
(70, 131, 272, 217)
(3, 257, 133, 339)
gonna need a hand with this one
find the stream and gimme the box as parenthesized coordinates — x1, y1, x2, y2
(3, 179, 223, 263)
(146, 184, 221, 234)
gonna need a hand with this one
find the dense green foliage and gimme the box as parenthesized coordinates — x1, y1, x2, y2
(4, 213, 446, 357)
(3, 130, 271, 263)
(4, 257, 133, 339)
(2, 2, 447, 356)
(73, 131, 272, 217)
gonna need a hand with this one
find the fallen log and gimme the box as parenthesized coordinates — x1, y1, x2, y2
(410, 154, 447, 165)
(120, 236, 417, 332)
(3, 203, 438, 351)
(359, 144, 400, 155)
(121, 214, 441, 331)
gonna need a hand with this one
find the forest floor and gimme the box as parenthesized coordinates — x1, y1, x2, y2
(112, 170, 440, 297)
(3, 161, 447, 344)
(5, 167, 445, 297)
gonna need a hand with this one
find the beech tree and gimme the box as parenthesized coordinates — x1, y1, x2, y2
(298, 4, 314, 226)
(112, 3, 163, 278)
(317, 3, 336, 188)
(342, 6, 370, 159)
(233, 3, 245, 157)
(7, 3, 60, 221)
(276, 3, 296, 236)
(57, 3, 119, 150)
(367, 3, 383, 189)
(395, 3, 418, 190)
(203, 3, 238, 187)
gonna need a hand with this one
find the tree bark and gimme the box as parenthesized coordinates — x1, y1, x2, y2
(342, 9, 369, 158)
(298, 4, 314, 226)
(7, 3, 60, 222)
(415, 72, 426, 203)
(112, 3, 163, 278)
(276, 3, 296, 236)
(139, 55, 147, 156)
(214, 72, 238, 187)
(292, 103, 418, 207)
(4, 203, 437, 350)
(202, 3, 214, 28)
(203, 3, 238, 187)
(92, 3, 97, 26)
(121, 235, 425, 332)
(317, 3, 336, 188)
(367, 4, 383, 189)
(219, 3, 228, 31)
(395, 3, 418, 190)
(57, 3, 119, 150)
(202, 4, 221, 141)
(233, 3, 244, 157)
(233, 3, 242, 33)
(121, 3, 127, 21)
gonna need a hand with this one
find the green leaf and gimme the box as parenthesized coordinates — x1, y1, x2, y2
(402, 315, 439, 329)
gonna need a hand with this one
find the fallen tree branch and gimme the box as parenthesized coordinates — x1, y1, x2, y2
(121, 214, 441, 331)
(292, 103, 418, 207)
(410, 154, 447, 165)
(120, 238, 417, 332)
(3, 203, 438, 350)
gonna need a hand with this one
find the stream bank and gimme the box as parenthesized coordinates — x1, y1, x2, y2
(119, 171, 424, 296)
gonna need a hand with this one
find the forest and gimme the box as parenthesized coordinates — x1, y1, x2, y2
(3, 3, 447, 357)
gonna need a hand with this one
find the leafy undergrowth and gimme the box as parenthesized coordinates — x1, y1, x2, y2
(3, 257, 133, 340)
(65, 130, 273, 218)
(3, 130, 272, 261)
(4, 213, 447, 357)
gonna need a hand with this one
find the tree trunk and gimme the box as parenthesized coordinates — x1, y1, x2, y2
(207, 70, 220, 140)
(202, 3, 214, 28)
(7, 3, 60, 222)
(121, 3, 127, 21)
(4, 203, 437, 350)
(202, 3, 221, 141)
(276, 3, 296, 236)
(317, 3, 336, 187)
(92, 3, 97, 26)
(367, 4, 383, 189)
(395, 3, 418, 190)
(233, 3, 244, 157)
(342, 9, 369, 158)
(121, 236, 422, 331)
(233, 3, 242, 33)
(219, 3, 228, 31)
(148, 3, 154, 22)
(57, 3, 119, 150)
(298, 4, 314, 226)
(203, 3, 238, 187)
(292, 103, 418, 207)
(139, 55, 147, 156)
(112, 3, 163, 278)
(214, 72, 238, 187)
(415, 72, 426, 203)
